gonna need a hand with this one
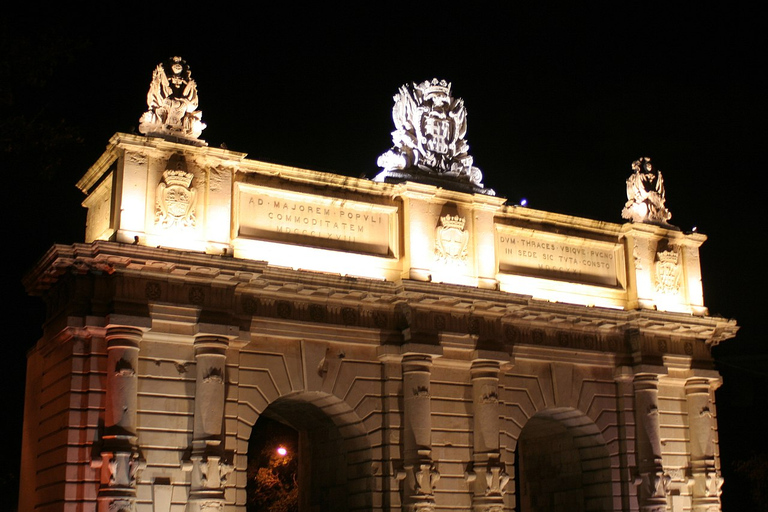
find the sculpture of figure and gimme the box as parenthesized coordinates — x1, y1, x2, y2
(621, 157, 672, 225)
(375, 79, 492, 194)
(139, 56, 206, 140)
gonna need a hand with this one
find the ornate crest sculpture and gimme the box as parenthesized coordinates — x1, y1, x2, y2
(375, 79, 493, 195)
(621, 157, 672, 225)
(156, 154, 196, 228)
(435, 214, 469, 265)
(654, 249, 681, 295)
(139, 56, 206, 142)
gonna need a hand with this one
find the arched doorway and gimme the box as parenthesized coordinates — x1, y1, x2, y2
(246, 392, 372, 512)
(516, 408, 612, 512)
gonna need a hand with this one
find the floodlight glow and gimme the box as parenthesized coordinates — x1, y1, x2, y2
(520, 198, 528, 207)
(277, 446, 287, 456)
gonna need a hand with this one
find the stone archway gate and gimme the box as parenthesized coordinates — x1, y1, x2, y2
(19, 133, 737, 512)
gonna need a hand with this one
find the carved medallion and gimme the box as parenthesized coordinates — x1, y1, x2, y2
(504, 324, 521, 343)
(276, 301, 292, 319)
(242, 296, 258, 315)
(188, 286, 204, 305)
(435, 214, 469, 265)
(309, 304, 327, 322)
(341, 307, 358, 325)
(145, 282, 161, 300)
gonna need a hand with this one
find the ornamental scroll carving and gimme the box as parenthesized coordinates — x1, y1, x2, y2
(375, 79, 492, 194)
(139, 56, 205, 140)
(622, 157, 672, 225)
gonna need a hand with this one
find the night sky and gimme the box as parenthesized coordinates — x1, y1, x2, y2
(2, 5, 765, 510)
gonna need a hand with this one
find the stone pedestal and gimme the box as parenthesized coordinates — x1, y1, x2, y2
(96, 326, 144, 512)
(186, 335, 232, 512)
(402, 353, 440, 512)
(633, 373, 669, 512)
(685, 378, 722, 512)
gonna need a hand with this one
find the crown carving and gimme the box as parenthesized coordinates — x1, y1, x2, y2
(163, 169, 194, 188)
(417, 78, 451, 100)
(657, 250, 678, 264)
(440, 214, 465, 230)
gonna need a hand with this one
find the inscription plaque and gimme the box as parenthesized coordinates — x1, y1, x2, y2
(497, 227, 620, 287)
(237, 185, 397, 256)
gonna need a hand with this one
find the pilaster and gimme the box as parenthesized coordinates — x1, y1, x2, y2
(95, 326, 145, 512)
(467, 356, 508, 512)
(401, 351, 440, 512)
(633, 372, 669, 512)
(685, 378, 722, 512)
(185, 335, 233, 512)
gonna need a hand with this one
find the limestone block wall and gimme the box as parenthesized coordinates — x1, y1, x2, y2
(19, 324, 107, 512)
(134, 336, 197, 512)
(429, 365, 473, 510)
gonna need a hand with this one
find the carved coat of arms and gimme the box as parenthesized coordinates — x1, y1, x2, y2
(654, 249, 681, 294)
(435, 214, 469, 265)
(156, 155, 196, 228)
(376, 79, 490, 193)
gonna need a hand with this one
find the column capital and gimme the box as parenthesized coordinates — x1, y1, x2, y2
(105, 325, 144, 349)
(470, 359, 502, 380)
(193, 334, 230, 354)
(685, 375, 722, 392)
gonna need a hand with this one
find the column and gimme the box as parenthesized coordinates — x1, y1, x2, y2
(402, 353, 440, 512)
(614, 367, 637, 512)
(187, 335, 233, 512)
(685, 378, 722, 512)
(468, 358, 507, 512)
(96, 326, 144, 512)
(633, 373, 669, 512)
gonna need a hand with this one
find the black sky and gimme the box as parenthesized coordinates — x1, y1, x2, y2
(2, 5, 765, 509)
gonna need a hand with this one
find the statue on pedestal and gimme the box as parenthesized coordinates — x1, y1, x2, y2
(622, 157, 672, 225)
(139, 56, 206, 141)
(375, 79, 492, 195)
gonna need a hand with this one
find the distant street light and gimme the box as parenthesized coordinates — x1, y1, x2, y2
(276, 446, 287, 457)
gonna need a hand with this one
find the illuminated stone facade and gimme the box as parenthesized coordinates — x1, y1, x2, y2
(20, 68, 736, 512)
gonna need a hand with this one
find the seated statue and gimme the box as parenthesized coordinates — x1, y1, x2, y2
(139, 56, 205, 140)
(621, 157, 672, 225)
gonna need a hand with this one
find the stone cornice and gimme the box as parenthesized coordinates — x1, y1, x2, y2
(25, 242, 737, 348)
